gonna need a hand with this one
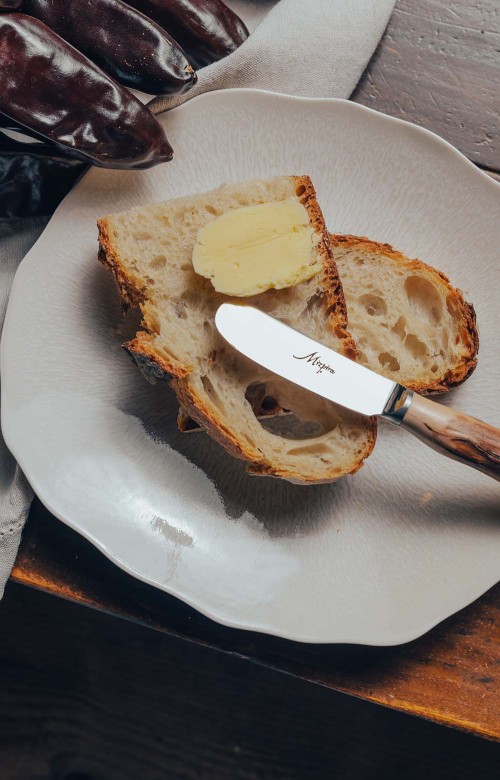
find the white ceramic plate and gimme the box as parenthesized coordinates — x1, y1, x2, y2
(2, 90, 500, 644)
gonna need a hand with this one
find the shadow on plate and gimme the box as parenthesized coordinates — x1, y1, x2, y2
(127, 374, 344, 540)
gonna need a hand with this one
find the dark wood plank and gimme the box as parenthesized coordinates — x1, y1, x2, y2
(11, 500, 500, 742)
(1, 582, 499, 780)
(353, 0, 500, 170)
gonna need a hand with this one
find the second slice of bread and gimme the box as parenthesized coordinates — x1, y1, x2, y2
(333, 235, 478, 394)
(98, 176, 376, 484)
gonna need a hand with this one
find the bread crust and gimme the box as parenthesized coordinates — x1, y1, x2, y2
(172, 376, 376, 484)
(331, 234, 479, 395)
(296, 178, 358, 361)
(98, 177, 376, 483)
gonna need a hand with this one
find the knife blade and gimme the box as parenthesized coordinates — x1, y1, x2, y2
(215, 303, 500, 482)
(215, 302, 398, 417)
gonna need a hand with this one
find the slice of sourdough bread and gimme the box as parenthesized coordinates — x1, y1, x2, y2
(332, 235, 478, 394)
(98, 176, 376, 484)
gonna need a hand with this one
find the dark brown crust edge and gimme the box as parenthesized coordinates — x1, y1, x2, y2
(295, 178, 359, 362)
(331, 234, 479, 395)
(97, 179, 377, 483)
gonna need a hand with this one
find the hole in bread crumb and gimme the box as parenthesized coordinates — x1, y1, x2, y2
(261, 395, 278, 411)
(404, 333, 427, 359)
(288, 442, 331, 456)
(431, 364, 438, 373)
(245, 381, 339, 441)
(133, 230, 152, 240)
(245, 383, 282, 416)
(201, 376, 223, 410)
(175, 304, 187, 319)
(181, 290, 200, 306)
(149, 254, 167, 270)
(205, 204, 217, 215)
(405, 276, 443, 325)
(358, 293, 387, 317)
(304, 291, 325, 317)
(378, 352, 400, 372)
(392, 316, 407, 340)
(261, 416, 325, 440)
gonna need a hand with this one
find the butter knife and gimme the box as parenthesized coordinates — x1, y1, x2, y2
(215, 303, 500, 482)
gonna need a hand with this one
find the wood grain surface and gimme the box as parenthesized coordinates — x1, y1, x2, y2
(8, 0, 500, 744)
(353, 0, 500, 170)
(1, 582, 499, 780)
(11, 501, 500, 742)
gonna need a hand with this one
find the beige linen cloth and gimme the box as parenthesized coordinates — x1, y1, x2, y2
(0, 0, 395, 596)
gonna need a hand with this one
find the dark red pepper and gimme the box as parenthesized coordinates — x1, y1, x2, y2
(23, 0, 197, 96)
(0, 131, 85, 219)
(0, 14, 173, 168)
(124, 0, 249, 68)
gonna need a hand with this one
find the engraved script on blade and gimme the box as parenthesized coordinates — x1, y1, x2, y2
(293, 351, 336, 376)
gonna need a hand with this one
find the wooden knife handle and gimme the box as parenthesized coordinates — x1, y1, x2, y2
(400, 394, 500, 481)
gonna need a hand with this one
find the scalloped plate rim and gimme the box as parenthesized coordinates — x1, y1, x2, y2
(2, 89, 499, 645)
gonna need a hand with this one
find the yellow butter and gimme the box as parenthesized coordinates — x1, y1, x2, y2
(192, 198, 320, 296)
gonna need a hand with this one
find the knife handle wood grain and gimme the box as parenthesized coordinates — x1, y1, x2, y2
(400, 394, 500, 482)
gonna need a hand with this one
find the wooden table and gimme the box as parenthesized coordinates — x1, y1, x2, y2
(10, 0, 500, 743)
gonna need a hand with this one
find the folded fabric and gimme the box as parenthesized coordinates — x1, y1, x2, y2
(150, 0, 396, 113)
(0, 218, 48, 597)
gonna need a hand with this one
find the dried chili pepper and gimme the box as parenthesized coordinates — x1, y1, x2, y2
(0, 14, 173, 168)
(124, 0, 249, 68)
(0, 131, 85, 219)
(23, 0, 196, 95)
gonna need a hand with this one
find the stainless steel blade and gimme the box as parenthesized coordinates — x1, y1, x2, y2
(215, 303, 398, 417)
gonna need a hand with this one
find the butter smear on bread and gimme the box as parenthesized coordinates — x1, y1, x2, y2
(192, 198, 320, 296)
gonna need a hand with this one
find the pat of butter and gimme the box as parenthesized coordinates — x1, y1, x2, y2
(192, 198, 320, 296)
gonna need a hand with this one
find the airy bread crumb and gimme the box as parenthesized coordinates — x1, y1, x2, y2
(98, 176, 376, 484)
(332, 235, 478, 395)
